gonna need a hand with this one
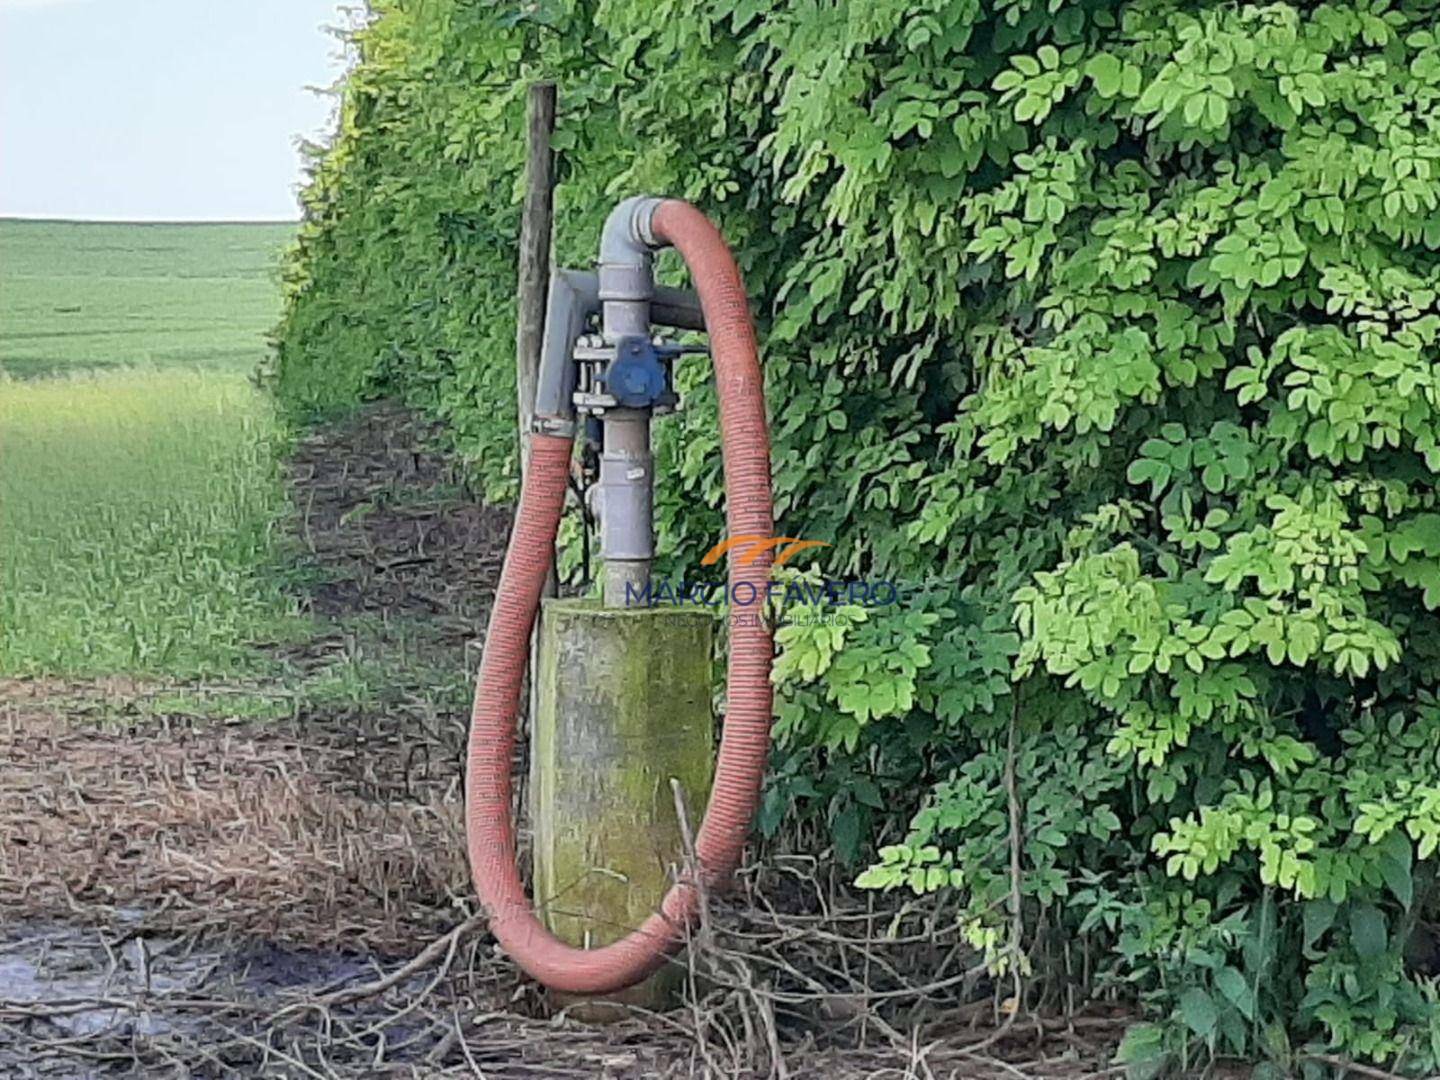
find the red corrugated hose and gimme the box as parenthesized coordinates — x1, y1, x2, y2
(465, 200, 775, 993)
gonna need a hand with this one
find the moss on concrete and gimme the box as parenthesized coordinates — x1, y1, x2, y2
(531, 599, 715, 1007)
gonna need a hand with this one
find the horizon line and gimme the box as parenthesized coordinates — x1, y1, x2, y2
(0, 214, 301, 226)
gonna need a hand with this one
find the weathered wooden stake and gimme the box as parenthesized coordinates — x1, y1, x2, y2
(515, 80, 556, 463)
(514, 82, 558, 736)
(532, 600, 715, 1011)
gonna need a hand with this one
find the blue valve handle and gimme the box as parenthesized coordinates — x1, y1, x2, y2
(601, 335, 670, 409)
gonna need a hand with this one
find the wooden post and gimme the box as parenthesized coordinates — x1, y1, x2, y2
(515, 80, 557, 468)
(515, 82, 558, 737)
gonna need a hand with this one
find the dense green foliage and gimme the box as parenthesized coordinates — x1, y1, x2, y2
(279, 1, 1440, 1071)
(0, 220, 292, 378)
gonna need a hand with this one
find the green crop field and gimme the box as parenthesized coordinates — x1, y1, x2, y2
(0, 220, 304, 676)
(0, 219, 293, 378)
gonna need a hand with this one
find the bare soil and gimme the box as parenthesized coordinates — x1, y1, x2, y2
(0, 404, 1121, 1078)
(0, 691, 464, 956)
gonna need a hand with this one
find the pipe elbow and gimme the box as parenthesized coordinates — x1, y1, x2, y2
(598, 195, 666, 267)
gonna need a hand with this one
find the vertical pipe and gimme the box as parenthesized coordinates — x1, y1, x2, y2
(597, 213, 657, 608)
(598, 410, 653, 607)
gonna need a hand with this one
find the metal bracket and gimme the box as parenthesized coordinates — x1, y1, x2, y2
(570, 336, 707, 418)
(532, 270, 705, 429)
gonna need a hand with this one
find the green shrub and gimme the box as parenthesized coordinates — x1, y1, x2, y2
(279, 0, 1440, 1071)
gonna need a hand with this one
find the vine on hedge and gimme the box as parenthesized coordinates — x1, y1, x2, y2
(278, 0, 1440, 1071)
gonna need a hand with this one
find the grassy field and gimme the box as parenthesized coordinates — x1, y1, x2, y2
(0, 219, 293, 377)
(0, 370, 303, 675)
(0, 220, 304, 676)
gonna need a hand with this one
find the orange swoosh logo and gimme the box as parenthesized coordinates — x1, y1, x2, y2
(701, 534, 830, 568)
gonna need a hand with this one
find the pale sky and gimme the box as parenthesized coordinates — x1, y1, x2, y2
(0, 0, 350, 221)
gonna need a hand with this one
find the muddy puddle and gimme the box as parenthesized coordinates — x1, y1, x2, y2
(0, 910, 461, 1077)
(2, 915, 368, 1031)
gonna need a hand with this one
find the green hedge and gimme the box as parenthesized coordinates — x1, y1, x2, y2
(278, 1, 1440, 1071)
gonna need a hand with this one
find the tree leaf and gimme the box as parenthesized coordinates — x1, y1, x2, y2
(1086, 53, 1122, 97)
(1303, 900, 1337, 950)
(1377, 831, 1414, 910)
(1178, 987, 1219, 1039)
(1349, 905, 1387, 962)
(1215, 966, 1255, 1021)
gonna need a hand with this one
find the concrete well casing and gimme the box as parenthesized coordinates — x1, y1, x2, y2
(531, 598, 715, 1008)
